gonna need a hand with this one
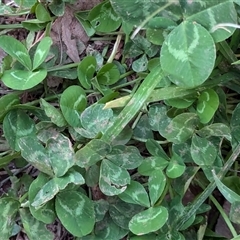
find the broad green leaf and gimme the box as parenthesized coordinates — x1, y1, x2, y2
(166, 154, 186, 179)
(99, 159, 130, 196)
(0, 197, 20, 239)
(148, 104, 171, 133)
(138, 156, 168, 176)
(173, 141, 195, 163)
(22, 20, 47, 31)
(133, 114, 154, 140)
(129, 206, 168, 235)
(160, 21, 216, 88)
(77, 56, 97, 89)
(0, 93, 20, 121)
(75, 12, 96, 37)
(230, 201, 240, 224)
(119, 180, 150, 207)
(185, 1, 237, 42)
(32, 170, 85, 209)
(35, 3, 52, 22)
(132, 54, 148, 73)
(107, 145, 143, 169)
(75, 139, 111, 168)
(19, 136, 54, 176)
(14, 0, 36, 8)
(60, 85, 87, 127)
(213, 171, 240, 204)
(97, 63, 120, 85)
(79, 104, 113, 138)
(86, 165, 100, 187)
(0, 35, 32, 70)
(191, 134, 217, 166)
(33, 37, 52, 70)
(110, 0, 181, 25)
(88, 1, 121, 32)
(29, 173, 56, 224)
(129, 234, 157, 240)
(2, 69, 47, 90)
(56, 190, 95, 237)
(165, 97, 196, 109)
(49, 1, 65, 16)
(95, 214, 128, 240)
(197, 89, 219, 124)
(146, 139, 170, 160)
(148, 16, 177, 29)
(108, 198, 143, 230)
(149, 169, 166, 206)
(19, 208, 54, 240)
(45, 133, 75, 177)
(94, 199, 109, 222)
(40, 99, 67, 127)
(162, 113, 198, 144)
(197, 123, 231, 141)
(3, 109, 36, 151)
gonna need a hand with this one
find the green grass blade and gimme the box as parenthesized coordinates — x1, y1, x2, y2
(101, 67, 164, 142)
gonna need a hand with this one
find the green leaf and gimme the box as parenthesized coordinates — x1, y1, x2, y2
(110, 0, 181, 25)
(132, 54, 148, 73)
(2, 69, 47, 90)
(35, 3, 52, 22)
(107, 145, 143, 169)
(40, 99, 67, 127)
(95, 214, 128, 240)
(77, 56, 97, 89)
(0, 35, 32, 70)
(88, 1, 121, 32)
(99, 159, 130, 196)
(108, 198, 143, 230)
(0, 93, 20, 122)
(49, 0, 65, 16)
(196, 89, 219, 124)
(119, 180, 150, 207)
(162, 113, 198, 144)
(19, 136, 54, 176)
(33, 37, 52, 70)
(166, 154, 186, 179)
(29, 173, 56, 224)
(75, 139, 111, 168)
(56, 190, 95, 237)
(165, 97, 196, 109)
(32, 170, 85, 209)
(3, 109, 36, 151)
(129, 206, 168, 235)
(0, 197, 20, 239)
(79, 104, 113, 138)
(213, 171, 240, 204)
(185, 1, 237, 42)
(160, 21, 216, 88)
(94, 199, 109, 222)
(146, 139, 170, 159)
(133, 114, 154, 140)
(197, 123, 231, 141)
(60, 85, 87, 127)
(149, 169, 166, 206)
(138, 156, 168, 176)
(19, 208, 54, 240)
(230, 201, 240, 224)
(191, 134, 217, 166)
(44, 133, 75, 177)
(97, 63, 120, 85)
(86, 165, 100, 187)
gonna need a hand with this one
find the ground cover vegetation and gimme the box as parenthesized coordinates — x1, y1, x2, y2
(1, 0, 240, 239)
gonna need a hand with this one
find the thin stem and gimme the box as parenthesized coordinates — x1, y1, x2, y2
(107, 33, 122, 63)
(0, 24, 23, 29)
(47, 62, 80, 72)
